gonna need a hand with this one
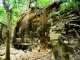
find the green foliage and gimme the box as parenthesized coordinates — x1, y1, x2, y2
(58, 0, 78, 14)
(0, 7, 6, 23)
(0, 0, 17, 26)
(37, 0, 51, 8)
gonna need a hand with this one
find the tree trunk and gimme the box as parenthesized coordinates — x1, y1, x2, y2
(6, 11, 12, 60)
(3, 0, 12, 60)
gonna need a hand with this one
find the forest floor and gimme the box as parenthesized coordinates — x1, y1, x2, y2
(0, 45, 54, 60)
